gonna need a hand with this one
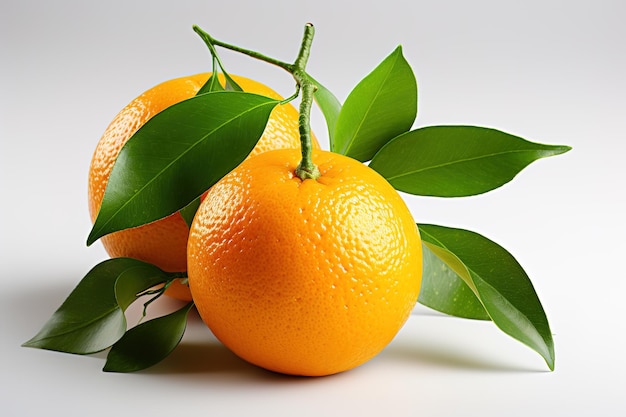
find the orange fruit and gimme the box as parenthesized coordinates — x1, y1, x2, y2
(187, 149, 422, 376)
(88, 73, 320, 301)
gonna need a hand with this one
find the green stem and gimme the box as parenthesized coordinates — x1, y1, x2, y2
(293, 24, 320, 180)
(193, 24, 320, 180)
(193, 25, 292, 72)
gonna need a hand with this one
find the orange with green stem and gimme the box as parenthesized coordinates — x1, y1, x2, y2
(187, 24, 423, 376)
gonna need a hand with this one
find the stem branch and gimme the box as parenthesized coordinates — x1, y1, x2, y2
(193, 25, 292, 72)
(193, 23, 320, 180)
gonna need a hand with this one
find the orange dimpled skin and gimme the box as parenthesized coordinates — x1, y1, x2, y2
(187, 149, 422, 376)
(88, 74, 319, 301)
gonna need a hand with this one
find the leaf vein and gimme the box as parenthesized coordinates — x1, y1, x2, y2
(385, 148, 547, 181)
(339, 54, 400, 155)
(29, 308, 123, 345)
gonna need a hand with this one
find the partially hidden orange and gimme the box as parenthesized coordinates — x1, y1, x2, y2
(187, 149, 422, 376)
(88, 73, 319, 301)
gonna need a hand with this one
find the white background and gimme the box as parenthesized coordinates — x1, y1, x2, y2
(1, 0, 625, 415)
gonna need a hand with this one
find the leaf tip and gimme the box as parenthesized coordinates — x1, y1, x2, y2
(86, 232, 97, 247)
(86, 223, 105, 246)
(545, 347, 556, 371)
(102, 362, 128, 373)
(21, 332, 49, 350)
(21, 339, 37, 349)
(545, 144, 572, 158)
(558, 145, 573, 154)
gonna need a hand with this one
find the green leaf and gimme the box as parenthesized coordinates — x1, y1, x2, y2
(417, 224, 555, 370)
(104, 302, 194, 373)
(22, 258, 169, 354)
(197, 71, 225, 95)
(370, 126, 571, 197)
(88, 92, 279, 245)
(310, 75, 342, 147)
(180, 71, 227, 224)
(418, 243, 490, 320)
(223, 73, 243, 91)
(333, 46, 417, 161)
(180, 197, 201, 228)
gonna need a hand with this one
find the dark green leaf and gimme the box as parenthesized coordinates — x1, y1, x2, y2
(88, 92, 279, 245)
(22, 258, 168, 354)
(370, 126, 571, 197)
(180, 197, 201, 228)
(333, 46, 417, 161)
(113, 263, 173, 310)
(104, 302, 194, 372)
(418, 243, 490, 320)
(310, 75, 342, 147)
(418, 224, 555, 370)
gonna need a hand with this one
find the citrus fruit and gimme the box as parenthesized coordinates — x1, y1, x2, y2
(88, 73, 319, 301)
(187, 149, 422, 376)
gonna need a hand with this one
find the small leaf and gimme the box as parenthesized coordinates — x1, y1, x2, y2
(88, 92, 279, 245)
(370, 126, 571, 197)
(310, 75, 342, 147)
(113, 263, 174, 310)
(104, 302, 194, 373)
(23, 258, 169, 354)
(418, 224, 555, 370)
(418, 243, 490, 320)
(223, 73, 243, 91)
(180, 197, 201, 228)
(197, 71, 225, 95)
(333, 46, 417, 161)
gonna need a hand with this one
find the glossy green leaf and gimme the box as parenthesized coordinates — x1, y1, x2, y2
(88, 92, 279, 245)
(370, 126, 571, 197)
(181, 71, 230, 224)
(418, 224, 555, 370)
(22, 258, 169, 354)
(333, 46, 417, 161)
(104, 302, 194, 373)
(310, 75, 342, 147)
(418, 243, 489, 320)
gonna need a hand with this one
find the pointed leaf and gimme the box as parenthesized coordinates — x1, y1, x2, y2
(88, 92, 279, 245)
(333, 46, 417, 161)
(310, 75, 342, 147)
(179, 197, 201, 228)
(223, 73, 243, 91)
(418, 224, 555, 370)
(22, 258, 169, 354)
(113, 263, 174, 310)
(370, 126, 571, 197)
(419, 243, 490, 320)
(196, 72, 225, 95)
(104, 302, 194, 372)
